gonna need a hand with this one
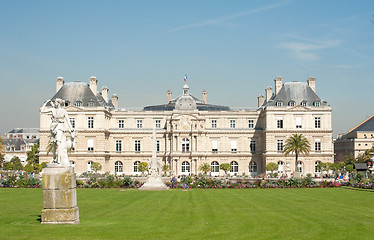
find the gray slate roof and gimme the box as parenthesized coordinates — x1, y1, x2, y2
(9, 128, 39, 134)
(3, 139, 27, 151)
(349, 115, 374, 133)
(51, 82, 113, 108)
(264, 82, 328, 107)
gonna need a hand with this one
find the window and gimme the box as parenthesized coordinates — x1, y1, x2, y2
(181, 161, 190, 173)
(230, 161, 238, 173)
(133, 161, 140, 172)
(118, 120, 124, 128)
(70, 161, 75, 168)
(212, 140, 218, 152)
(297, 161, 303, 172)
(211, 120, 217, 128)
(277, 118, 283, 129)
(248, 119, 254, 129)
(249, 161, 258, 173)
(115, 161, 123, 174)
(156, 140, 160, 152)
(301, 101, 307, 107)
(229, 120, 236, 129)
(88, 117, 94, 129)
(315, 117, 321, 128)
(136, 119, 143, 129)
(296, 117, 302, 128)
(135, 140, 141, 152)
(181, 138, 190, 152)
(211, 161, 219, 173)
(75, 101, 82, 107)
(315, 161, 321, 173)
(70, 118, 75, 129)
(116, 140, 122, 152)
(277, 161, 284, 173)
(250, 140, 256, 152)
(315, 139, 321, 152)
(87, 139, 94, 151)
(277, 140, 283, 152)
(231, 140, 237, 152)
(88, 161, 93, 172)
(88, 101, 94, 107)
(364, 134, 367, 139)
(276, 102, 283, 106)
(313, 102, 320, 107)
(288, 101, 295, 106)
(155, 120, 161, 128)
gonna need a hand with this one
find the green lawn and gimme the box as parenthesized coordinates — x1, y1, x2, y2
(0, 188, 373, 240)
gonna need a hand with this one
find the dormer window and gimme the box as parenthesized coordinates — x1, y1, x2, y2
(75, 100, 82, 107)
(276, 102, 283, 107)
(64, 101, 70, 107)
(313, 102, 320, 107)
(288, 101, 295, 107)
(301, 101, 307, 107)
(88, 101, 94, 107)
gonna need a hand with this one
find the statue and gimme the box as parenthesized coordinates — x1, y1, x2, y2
(41, 98, 75, 166)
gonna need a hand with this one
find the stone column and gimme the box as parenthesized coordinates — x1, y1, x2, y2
(41, 164, 79, 224)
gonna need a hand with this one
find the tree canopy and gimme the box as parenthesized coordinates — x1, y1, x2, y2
(283, 134, 311, 172)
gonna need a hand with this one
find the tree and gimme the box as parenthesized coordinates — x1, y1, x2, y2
(3, 156, 23, 170)
(199, 163, 211, 175)
(137, 162, 148, 176)
(283, 134, 311, 172)
(162, 164, 170, 176)
(220, 163, 231, 176)
(0, 137, 4, 169)
(266, 162, 278, 173)
(26, 142, 40, 172)
(91, 162, 102, 173)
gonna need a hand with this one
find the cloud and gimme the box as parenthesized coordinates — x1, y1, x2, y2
(163, 1, 289, 34)
(280, 39, 340, 61)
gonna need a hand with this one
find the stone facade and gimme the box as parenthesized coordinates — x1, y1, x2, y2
(39, 76, 334, 177)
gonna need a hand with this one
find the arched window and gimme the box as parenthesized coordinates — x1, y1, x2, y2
(87, 161, 93, 172)
(230, 161, 238, 173)
(277, 161, 284, 173)
(211, 161, 219, 173)
(297, 161, 303, 172)
(133, 161, 140, 172)
(181, 161, 190, 173)
(181, 138, 190, 152)
(249, 161, 258, 173)
(315, 161, 321, 173)
(75, 100, 82, 107)
(115, 161, 123, 174)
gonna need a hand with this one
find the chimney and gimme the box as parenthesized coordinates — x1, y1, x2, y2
(202, 90, 207, 104)
(257, 95, 264, 107)
(166, 90, 172, 104)
(307, 77, 316, 92)
(101, 86, 109, 103)
(56, 77, 64, 93)
(89, 76, 98, 95)
(274, 77, 283, 95)
(111, 94, 118, 109)
(265, 86, 273, 102)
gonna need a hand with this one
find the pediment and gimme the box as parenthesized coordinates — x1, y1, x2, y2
(287, 105, 310, 112)
(65, 105, 83, 112)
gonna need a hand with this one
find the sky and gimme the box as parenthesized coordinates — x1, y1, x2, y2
(0, 0, 373, 137)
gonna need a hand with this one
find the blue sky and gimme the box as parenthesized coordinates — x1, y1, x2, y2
(0, 0, 373, 136)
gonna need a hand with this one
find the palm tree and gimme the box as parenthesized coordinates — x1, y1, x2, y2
(283, 134, 311, 173)
(199, 163, 211, 176)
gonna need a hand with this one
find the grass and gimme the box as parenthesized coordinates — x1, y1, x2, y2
(0, 188, 373, 240)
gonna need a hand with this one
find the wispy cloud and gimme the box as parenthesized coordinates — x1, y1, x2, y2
(162, 1, 289, 34)
(280, 38, 340, 61)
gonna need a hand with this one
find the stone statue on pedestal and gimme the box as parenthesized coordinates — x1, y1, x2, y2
(40, 98, 79, 224)
(139, 127, 169, 191)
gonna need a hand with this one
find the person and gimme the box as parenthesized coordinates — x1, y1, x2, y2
(41, 98, 74, 166)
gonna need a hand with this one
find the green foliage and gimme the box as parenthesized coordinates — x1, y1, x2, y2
(3, 157, 23, 170)
(219, 163, 231, 175)
(283, 134, 311, 172)
(137, 162, 148, 175)
(162, 164, 170, 175)
(0, 137, 4, 168)
(199, 162, 211, 175)
(91, 162, 102, 173)
(345, 164, 354, 172)
(266, 162, 278, 173)
(123, 176, 134, 187)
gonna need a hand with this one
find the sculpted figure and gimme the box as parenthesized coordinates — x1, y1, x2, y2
(41, 98, 75, 166)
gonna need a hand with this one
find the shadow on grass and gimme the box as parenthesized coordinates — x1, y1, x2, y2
(36, 215, 41, 223)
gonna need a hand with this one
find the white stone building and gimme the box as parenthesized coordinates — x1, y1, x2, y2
(39, 76, 334, 176)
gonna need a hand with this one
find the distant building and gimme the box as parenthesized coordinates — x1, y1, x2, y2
(2, 128, 39, 165)
(39, 76, 334, 176)
(335, 115, 374, 162)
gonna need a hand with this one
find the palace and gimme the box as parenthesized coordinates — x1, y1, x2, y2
(39, 76, 334, 176)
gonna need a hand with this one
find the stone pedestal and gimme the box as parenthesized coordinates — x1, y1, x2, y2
(138, 176, 170, 191)
(41, 164, 80, 224)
